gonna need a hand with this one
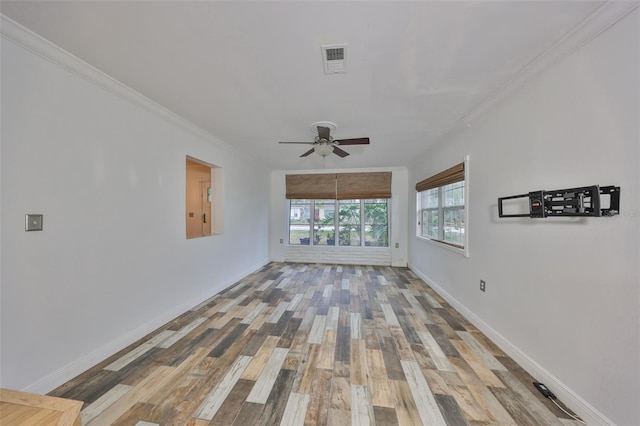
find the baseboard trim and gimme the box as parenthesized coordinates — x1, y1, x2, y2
(408, 263, 614, 426)
(23, 261, 269, 395)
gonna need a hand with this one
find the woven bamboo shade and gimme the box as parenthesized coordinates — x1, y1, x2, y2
(285, 174, 337, 199)
(415, 162, 464, 192)
(286, 172, 392, 199)
(336, 172, 392, 200)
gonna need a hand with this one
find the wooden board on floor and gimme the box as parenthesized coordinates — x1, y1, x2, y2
(0, 388, 83, 426)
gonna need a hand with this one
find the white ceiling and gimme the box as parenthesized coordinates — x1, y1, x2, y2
(1, 1, 610, 170)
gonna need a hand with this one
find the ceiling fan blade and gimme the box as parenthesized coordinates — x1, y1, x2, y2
(333, 146, 350, 157)
(335, 137, 370, 145)
(317, 126, 331, 141)
(300, 148, 315, 157)
(279, 141, 314, 144)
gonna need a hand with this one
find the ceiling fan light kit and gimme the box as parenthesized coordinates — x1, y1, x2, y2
(314, 143, 334, 157)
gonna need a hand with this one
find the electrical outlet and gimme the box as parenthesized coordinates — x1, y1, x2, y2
(280, 238, 283, 244)
(480, 280, 486, 292)
(395, 242, 399, 248)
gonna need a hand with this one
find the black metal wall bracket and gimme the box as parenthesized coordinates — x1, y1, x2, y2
(498, 185, 620, 218)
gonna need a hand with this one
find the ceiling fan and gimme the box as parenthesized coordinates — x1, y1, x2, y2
(279, 121, 369, 158)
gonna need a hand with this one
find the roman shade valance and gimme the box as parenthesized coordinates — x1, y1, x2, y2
(415, 162, 464, 192)
(285, 173, 337, 199)
(285, 172, 392, 199)
(336, 172, 392, 200)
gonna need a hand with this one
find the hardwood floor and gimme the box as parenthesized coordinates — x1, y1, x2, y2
(50, 263, 583, 425)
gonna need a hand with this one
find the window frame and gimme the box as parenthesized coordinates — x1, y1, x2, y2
(416, 156, 469, 257)
(288, 198, 390, 248)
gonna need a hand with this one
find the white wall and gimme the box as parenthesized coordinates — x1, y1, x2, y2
(408, 9, 639, 426)
(269, 167, 408, 267)
(0, 28, 270, 392)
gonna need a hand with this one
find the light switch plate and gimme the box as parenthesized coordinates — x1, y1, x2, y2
(25, 214, 43, 231)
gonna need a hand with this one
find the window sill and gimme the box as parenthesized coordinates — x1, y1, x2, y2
(186, 233, 214, 240)
(287, 244, 390, 249)
(416, 235, 468, 257)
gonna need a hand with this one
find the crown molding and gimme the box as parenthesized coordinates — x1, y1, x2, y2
(460, 0, 640, 126)
(0, 14, 262, 167)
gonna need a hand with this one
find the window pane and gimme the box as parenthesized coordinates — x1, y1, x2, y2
(365, 225, 388, 246)
(314, 200, 335, 245)
(443, 207, 465, 246)
(364, 199, 388, 247)
(421, 209, 439, 239)
(338, 200, 360, 246)
(289, 199, 310, 245)
(443, 182, 464, 207)
(421, 188, 439, 209)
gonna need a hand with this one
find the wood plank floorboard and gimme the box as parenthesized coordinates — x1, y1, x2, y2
(49, 262, 582, 425)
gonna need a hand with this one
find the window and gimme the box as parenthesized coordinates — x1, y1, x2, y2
(289, 199, 388, 247)
(314, 200, 335, 246)
(418, 182, 465, 246)
(338, 199, 361, 246)
(420, 188, 439, 239)
(365, 199, 389, 246)
(416, 159, 467, 251)
(285, 171, 391, 247)
(442, 181, 465, 246)
(289, 199, 311, 244)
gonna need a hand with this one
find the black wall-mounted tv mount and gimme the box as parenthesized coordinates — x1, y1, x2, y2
(498, 185, 620, 218)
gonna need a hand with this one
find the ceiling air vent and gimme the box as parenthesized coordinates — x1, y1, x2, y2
(321, 44, 347, 74)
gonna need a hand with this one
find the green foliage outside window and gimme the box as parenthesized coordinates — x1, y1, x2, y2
(338, 202, 360, 245)
(365, 201, 388, 246)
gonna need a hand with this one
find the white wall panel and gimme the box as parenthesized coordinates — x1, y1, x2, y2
(0, 33, 270, 392)
(408, 9, 639, 425)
